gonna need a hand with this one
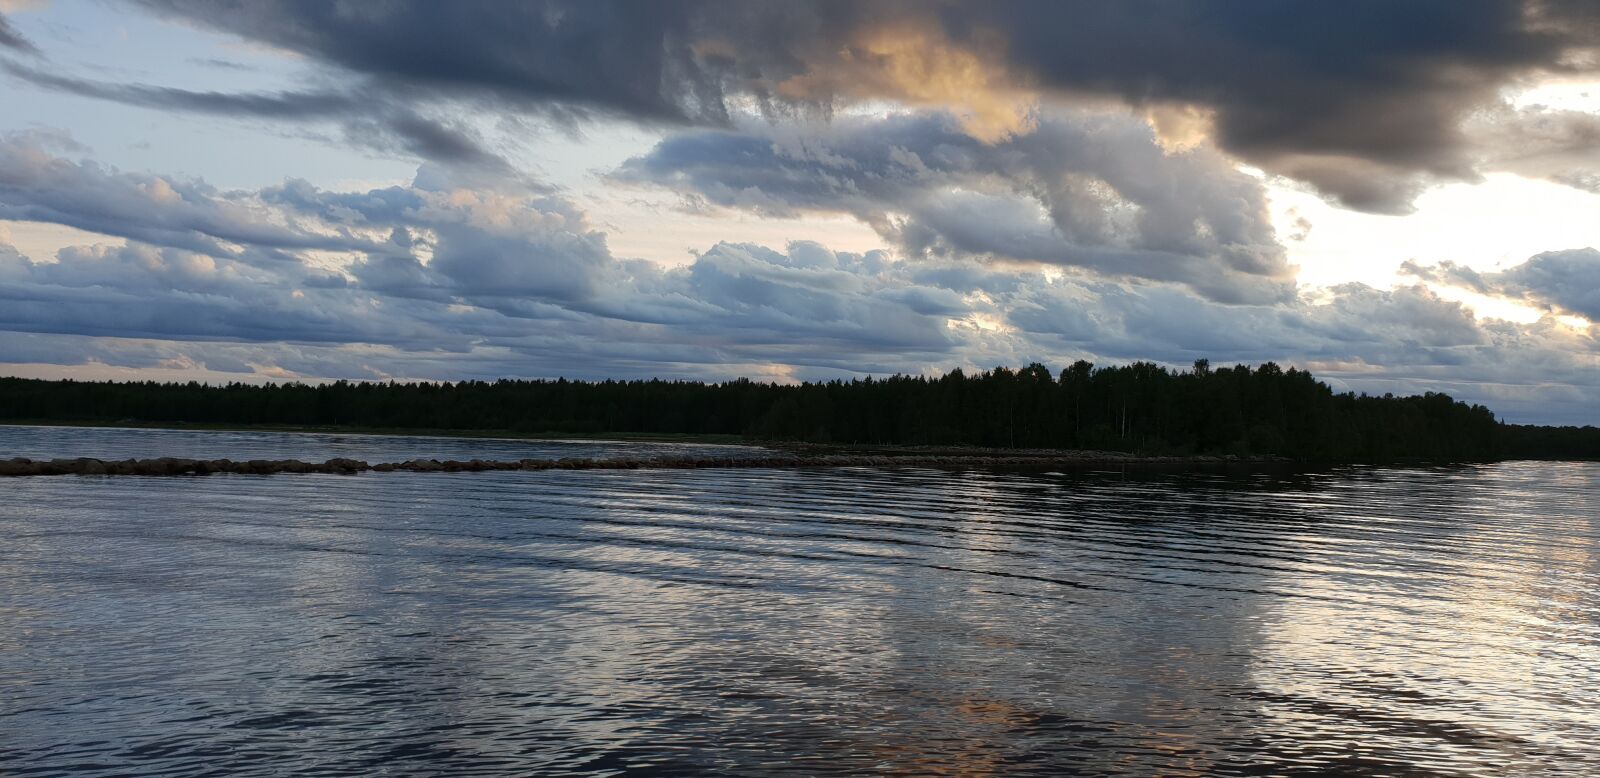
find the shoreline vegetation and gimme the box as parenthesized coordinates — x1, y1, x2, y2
(2, 360, 1596, 467)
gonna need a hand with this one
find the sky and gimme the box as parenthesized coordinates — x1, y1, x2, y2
(0, 1, 1597, 424)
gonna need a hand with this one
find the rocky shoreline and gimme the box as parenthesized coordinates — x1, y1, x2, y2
(0, 452, 1262, 477)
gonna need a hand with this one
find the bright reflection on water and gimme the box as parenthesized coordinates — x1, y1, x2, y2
(1, 429, 1597, 776)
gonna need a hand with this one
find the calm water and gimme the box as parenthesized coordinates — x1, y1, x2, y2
(1, 428, 1597, 776)
(0, 424, 761, 462)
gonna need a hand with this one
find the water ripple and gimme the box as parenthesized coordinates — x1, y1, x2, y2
(1, 428, 1597, 775)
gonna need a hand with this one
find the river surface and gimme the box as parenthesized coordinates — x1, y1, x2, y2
(1, 427, 1597, 776)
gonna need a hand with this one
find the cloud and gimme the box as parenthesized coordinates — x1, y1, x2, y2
(919, 0, 1598, 212)
(616, 110, 1296, 303)
(676, 241, 962, 354)
(1468, 103, 1600, 194)
(259, 168, 615, 312)
(1001, 276, 1599, 423)
(0, 136, 1594, 423)
(0, 226, 482, 349)
(1406, 249, 1600, 320)
(132, 0, 731, 124)
(0, 129, 379, 259)
(1007, 281, 1489, 363)
(0, 136, 977, 373)
(1, 59, 514, 172)
(1494, 249, 1600, 319)
(0, 11, 36, 54)
(118, 0, 1600, 212)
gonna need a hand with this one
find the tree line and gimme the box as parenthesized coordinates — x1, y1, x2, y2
(1, 360, 1594, 461)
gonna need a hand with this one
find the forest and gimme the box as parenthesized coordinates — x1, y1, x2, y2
(1, 360, 1595, 462)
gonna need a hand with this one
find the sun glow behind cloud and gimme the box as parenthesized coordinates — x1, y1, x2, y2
(1267, 172, 1600, 290)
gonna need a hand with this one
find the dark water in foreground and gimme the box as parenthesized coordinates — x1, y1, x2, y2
(1, 429, 1597, 776)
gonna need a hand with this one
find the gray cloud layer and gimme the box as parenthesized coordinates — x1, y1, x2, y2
(0, 59, 513, 173)
(0, 133, 1594, 422)
(1405, 249, 1600, 321)
(614, 110, 1294, 304)
(0, 12, 35, 55)
(0, 133, 970, 375)
(114, 0, 1600, 212)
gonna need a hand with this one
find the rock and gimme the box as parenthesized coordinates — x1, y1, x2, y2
(73, 458, 108, 475)
(323, 458, 367, 474)
(0, 458, 40, 476)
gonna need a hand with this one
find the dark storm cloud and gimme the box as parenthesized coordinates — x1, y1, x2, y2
(126, 0, 1600, 211)
(949, 0, 1572, 212)
(131, 0, 729, 124)
(0, 12, 37, 54)
(615, 110, 1295, 304)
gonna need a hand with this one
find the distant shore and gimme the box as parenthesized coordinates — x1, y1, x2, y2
(9, 367, 1594, 460)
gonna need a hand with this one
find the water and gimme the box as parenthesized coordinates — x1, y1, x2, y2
(0, 424, 763, 462)
(1, 427, 1597, 776)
